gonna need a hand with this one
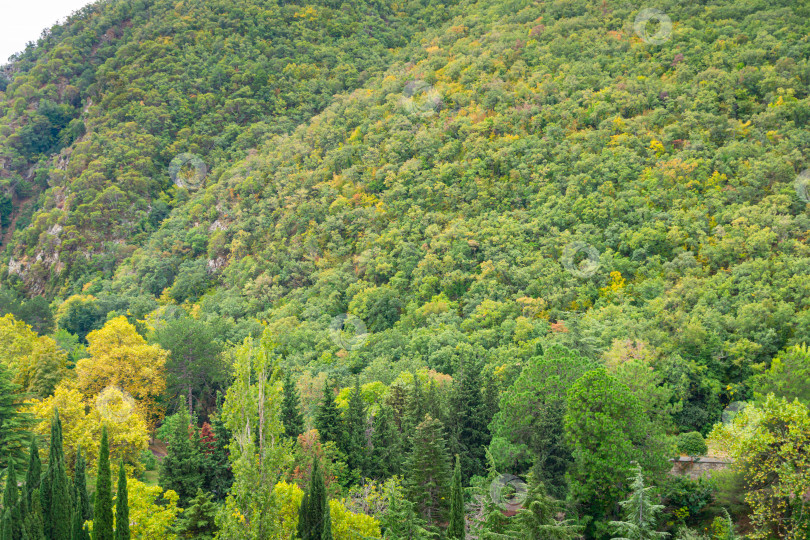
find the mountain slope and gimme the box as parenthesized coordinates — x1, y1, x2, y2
(0, 0, 457, 293)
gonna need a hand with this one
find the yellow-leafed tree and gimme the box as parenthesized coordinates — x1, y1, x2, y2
(0, 314, 69, 397)
(122, 479, 182, 540)
(77, 316, 168, 429)
(29, 384, 149, 475)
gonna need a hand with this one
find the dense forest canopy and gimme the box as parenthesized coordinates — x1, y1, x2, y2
(0, 0, 808, 538)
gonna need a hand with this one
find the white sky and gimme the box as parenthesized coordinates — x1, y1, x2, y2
(1, 0, 96, 64)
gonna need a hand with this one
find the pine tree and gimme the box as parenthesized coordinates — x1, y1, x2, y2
(448, 455, 465, 540)
(404, 415, 451, 526)
(608, 464, 669, 540)
(158, 404, 204, 505)
(281, 371, 305, 439)
(0, 361, 33, 471)
(93, 426, 114, 540)
(298, 458, 328, 540)
(369, 407, 401, 478)
(400, 373, 426, 456)
(201, 411, 232, 501)
(448, 359, 490, 482)
(315, 381, 341, 446)
(380, 483, 436, 540)
(508, 473, 582, 540)
(74, 447, 92, 522)
(342, 377, 367, 474)
(171, 489, 218, 539)
(114, 461, 129, 540)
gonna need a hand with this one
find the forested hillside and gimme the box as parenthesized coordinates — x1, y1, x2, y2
(0, 0, 809, 538)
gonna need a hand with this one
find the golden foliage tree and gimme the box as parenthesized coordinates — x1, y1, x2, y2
(77, 316, 168, 429)
(29, 384, 149, 476)
(0, 314, 69, 397)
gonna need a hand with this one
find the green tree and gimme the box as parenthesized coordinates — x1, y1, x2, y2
(751, 343, 810, 404)
(93, 426, 114, 540)
(152, 316, 227, 417)
(507, 473, 582, 540)
(709, 395, 810, 539)
(448, 456, 465, 540)
(201, 410, 232, 500)
(564, 370, 671, 539)
(342, 377, 367, 475)
(281, 371, 305, 439)
(2, 458, 23, 540)
(114, 461, 129, 540)
(158, 403, 204, 505)
(42, 410, 72, 540)
(448, 360, 490, 482)
(315, 380, 342, 446)
(404, 415, 451, 526)
(369, 407, 401, 479)
(172, 489, 218, 539)
(608, 464, 669, 540)
(24, 435, 41, 508)
(380, 480, 436, 539)
(0, 361, 33, 470)
(489, 345, 596, 498)
(74, 447, 92, 522)
(298, 458, 328, 540)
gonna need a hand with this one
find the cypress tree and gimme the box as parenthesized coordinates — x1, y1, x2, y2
(25, 488, 45, 540)
(448, 455, 465, 539)
(43, 410, 72, 540)
(281, 371, 304, 439)
(93, 427, 113, 540)
(114, 461, 129, 540)
(71, 485, 90, 540)
(298, 458, 328, 540)
(74, 447, 91, 521)
(321, 500, 333, 540)
(404, 415, 451, 526)
(315, 381, 341, 445)
(24, 436, 41, 508)
(2, 458, 22, 540)
(297, 490, 310, 540)
(342, 377, 367, 474)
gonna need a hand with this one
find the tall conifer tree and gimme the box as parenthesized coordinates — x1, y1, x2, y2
(114, 461, 129, 540)
(315, 381, 341, 445)
(343, 377, 367, 474)
(93, 427, 113, 540)
(404, 415, 451, 526)
(281, 371, 304, 439)
(448, 455, 465, 539)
